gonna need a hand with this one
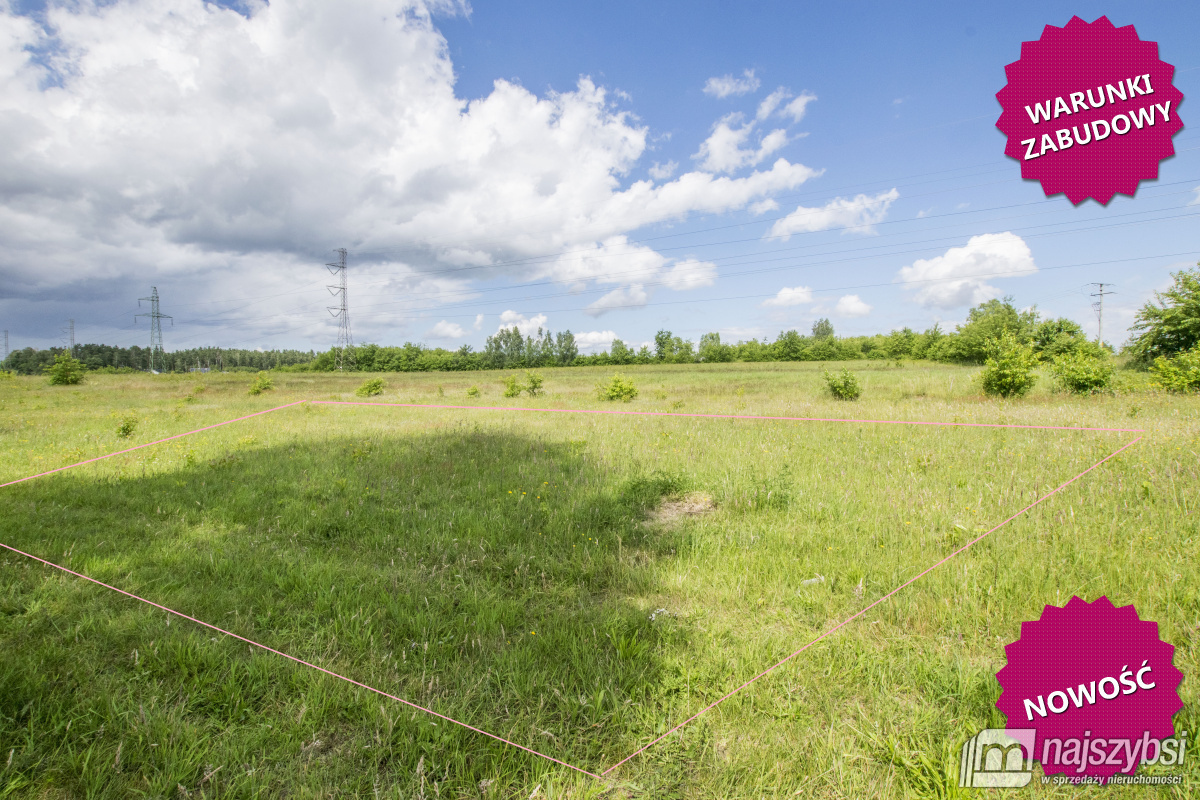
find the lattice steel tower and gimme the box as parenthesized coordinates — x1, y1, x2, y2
(62, 319, 75, 357)
(326, 248, 355, 370)
(136, 287, 172, 372)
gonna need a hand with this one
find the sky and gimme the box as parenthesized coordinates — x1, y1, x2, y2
(1, 0, 1198, 356)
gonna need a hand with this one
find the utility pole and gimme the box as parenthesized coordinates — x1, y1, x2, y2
(326, 248, 355, 370)
(135, 287, 173, 373)
(1089, 283, 1116, 346)
(61, 319, 75, 358)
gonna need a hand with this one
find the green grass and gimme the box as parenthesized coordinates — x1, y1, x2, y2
(0, 363, 1196, 798)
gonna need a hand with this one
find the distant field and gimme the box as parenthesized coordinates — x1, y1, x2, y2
(0, 363, 1196, 798)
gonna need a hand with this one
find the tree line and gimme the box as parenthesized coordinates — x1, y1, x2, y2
(5, 265, 1197, 376)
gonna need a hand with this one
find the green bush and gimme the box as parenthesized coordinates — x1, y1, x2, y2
(979, 331, 1039, 398)
(1050, 352, 1114, 394)
(1150, 346, 1200, 393)
(822, 368, 862, 400)
(524, 371, 544, 397)
(502, 374, 524, 398)
(0, 370, 13, 380)
(115, 413, 139, 439)
(45, 353, 85, 386)
(466, 385, 480, 398)
(247, 371, 274, 395)
(596, 372, 638, 402)
(355, 377, 385, 397)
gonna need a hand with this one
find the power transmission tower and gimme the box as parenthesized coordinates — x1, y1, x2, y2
(2, 330, 8, 361)
(326, 248, 355, 370)
(61, 319, 75, 358)
(135, 287, 173, 373)
(1089, 283, 1116, 346)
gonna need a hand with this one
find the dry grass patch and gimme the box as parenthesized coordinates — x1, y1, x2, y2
(644, 491, 715, 527)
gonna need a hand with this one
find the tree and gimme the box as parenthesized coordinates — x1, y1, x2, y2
(609, 339, 634, 364)
(1032, 317, 1098, 360)
(698, 332, 732, 362)
(45, 353, 85, 385)
(554, 331, 578, 365)
(811, 318, 835, 339)
(773, 330, 806, 361)
(654, 329, 674, 361)
(953, 297, 1040, 363)
(1126, 265, 1200, 365)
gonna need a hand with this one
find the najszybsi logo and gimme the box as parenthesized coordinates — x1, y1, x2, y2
(959, 728, 1036, 788)
(958, 729, 1189, 788)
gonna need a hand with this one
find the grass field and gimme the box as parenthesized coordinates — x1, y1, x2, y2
(0, 362, 1196, 798)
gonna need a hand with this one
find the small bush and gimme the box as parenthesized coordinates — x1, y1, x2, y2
(355, 377, 385, 397)
(248, 371, 274, 395)
(466, 385, 480, 398)
(115, 413, 138, 438)
(822, 368, 861, 400)
(45, 353, 85, 386)
(502, 374, 524, 398)
(1050, 352, 1114, 394)
(979, 331, 1038, 398)
(1150, 346, 1200, 393)
(0, 370, 13, 380)
(524, 371, 544, 397)
(597, 373, 638, 402)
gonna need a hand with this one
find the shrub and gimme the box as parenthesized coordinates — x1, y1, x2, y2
(822, 368, 862, 400)
(466, 385, 480, 398)
(247, 371, 274, 395)
(1150, 345, 1200, 393)
(1050, 352, 1114, 394)
(355, 377, 385, 397)
(502, 374, 524, 398)
(597, 372, 638, 402)
(115, 413, 138, 438)
(0, 370, 13, 380)
(45, 353, 85, 386)
(979, 331, 1039, 398)
(524, 371, 544, 397)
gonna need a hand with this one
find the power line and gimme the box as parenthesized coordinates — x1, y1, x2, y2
(135, 287, 172, 373)
(1089, 283, 1117, 345)
(326, 248, 355, 371)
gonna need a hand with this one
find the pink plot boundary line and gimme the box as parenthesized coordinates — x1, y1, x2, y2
(309, 400, 1145, 434)
(0, 400, 309, 489)
(0, 539, 602, 780)
(600, 435, 1145, 775)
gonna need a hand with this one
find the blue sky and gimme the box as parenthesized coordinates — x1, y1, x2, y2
(2, 0, 1198, 354)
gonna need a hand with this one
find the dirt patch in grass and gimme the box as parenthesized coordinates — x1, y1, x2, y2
(644, 491, 715, 527)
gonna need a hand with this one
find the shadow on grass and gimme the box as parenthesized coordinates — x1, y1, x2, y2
(0, 425, 689, 797)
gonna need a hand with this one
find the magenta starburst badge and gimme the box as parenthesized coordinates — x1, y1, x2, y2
(996, 597, 1184, 781)
(996, 16, 1184, 204)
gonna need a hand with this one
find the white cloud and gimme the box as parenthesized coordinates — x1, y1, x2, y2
(0, 0, 822, 348)
(426, 320, 466, 339)
(550, 237, 714, 315)
(693, 114, 789, 174)
(762, 286, 814, 307)
(703, 69, 760, 98)
(660, 258, 717, 291)
(895, 232, 1038, 309)
(834, 294, 871, 317)
(473, 313, 483, 330)
(497, 310, 548, 335)
(750, 198, 779, 215)
(574, 330, 618, 351)
(1188, 186, 1200, 206)
(756, 88, 789, 120)
(767, 188, 899, 239)
(649, 160, 677, 180)
(781, 92, 817, 122)
(585, 284, 648, 316)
